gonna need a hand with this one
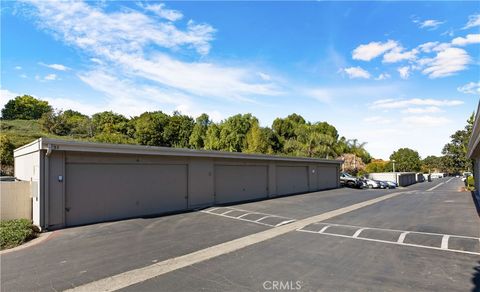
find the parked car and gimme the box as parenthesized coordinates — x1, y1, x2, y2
(385, 181, 398, 189)
(362, 178, 380, 189)
(340, 172, 364, 188)
(377, 180, 388, 189)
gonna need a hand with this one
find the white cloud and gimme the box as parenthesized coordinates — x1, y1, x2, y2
(401, 106, 442, 114)
(26, 0, 216, 56)
(44, 74, 57, 81)
(14, 66, 22, 70)
(40, 63, 70, 71)
(402, 115, 450, 126)
(258, 72, 271, 81)
(451, 34, 480, 46)
(397, 66, 410, 80)
(352, 40, 398, 61)
(418, 19, 444, 30)
(23, 0, 282, 111)
(343, 66, 371, 79)
(140, 3, 183, 22)
(371, 98, 464, 109)
(0, 89, 20, 112)
(457, 82, 480, 94)
(421, 47, 470, 78)
(463, 14, 480, 29)
(383, 47, 418, 63)
(375, 73, 390, 80)
(363, 116, 392, 124)
(417, 42, 439, 53)
(20, 74, 27, 78)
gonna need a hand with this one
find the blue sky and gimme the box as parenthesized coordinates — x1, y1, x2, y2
(1, 1, 479, 159)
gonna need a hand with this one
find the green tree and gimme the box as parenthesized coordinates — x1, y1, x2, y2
(40, 110, 92, 137)
(1, 95, 52, 120)
(189, 113, 211, 149)
(204, 123, 222, 150)
(365, 159, 389, 173)
(92, 111, 130, 135)
(389, 148, 421, 172)
(245, 121, 271, 154)
(163, 111, 194, 148)
(218, 114, 257, 152)
(442, 113, 474, 173)
(131, 111, 169, 146)
(421, 155, 444, 173)
(272, 113, 306, 141)
(0, 134, 15, 166)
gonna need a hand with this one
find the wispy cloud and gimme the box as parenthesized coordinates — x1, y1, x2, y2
(43, 73, 57, 81)
(420, 47, 470, 78)
(371, 98, 464, 109)
(14, 66, 22, 70)
(22, 0, 283, 116)
(417, 19, 444, 30)
(139, 3, 183, 22)
(401, 106, 442, 114)
(342, 66, 371, 79)
(397, 66, 410, 80)
(402, 115, 450, 126)
(375, 73, 390, 80)
(463, 14, 480, 29)
(352, 40, 398, 61)
(39, 62, 70, 71)
(457, 82, 480, 94)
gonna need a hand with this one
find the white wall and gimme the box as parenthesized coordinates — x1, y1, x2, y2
(14, 151, 41, 226)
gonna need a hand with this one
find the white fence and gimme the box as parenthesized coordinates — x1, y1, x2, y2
(0, 181, 32, 220)
(368, 172, 418, 187)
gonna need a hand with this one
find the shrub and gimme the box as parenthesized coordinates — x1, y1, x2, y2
(467, 175, 475, 190)
(0, 219, 38, 249)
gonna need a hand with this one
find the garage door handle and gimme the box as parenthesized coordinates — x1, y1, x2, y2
(65, 207, 70, 212)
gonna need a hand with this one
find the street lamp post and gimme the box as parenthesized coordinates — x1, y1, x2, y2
(392, 160, 396, 173)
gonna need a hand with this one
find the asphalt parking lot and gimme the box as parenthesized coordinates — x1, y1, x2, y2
(1, 177, 479, 291)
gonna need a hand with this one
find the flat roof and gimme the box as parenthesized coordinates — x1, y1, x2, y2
(468, 100, 480, 158)
(14, 138, 343, 164)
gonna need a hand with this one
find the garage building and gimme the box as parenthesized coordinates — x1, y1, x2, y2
(468, 102, 480, 199)
(14, 138, 342, 230)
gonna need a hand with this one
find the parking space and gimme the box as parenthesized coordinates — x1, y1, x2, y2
(200, 206, 295, 227)
(2, 177, 479, 291)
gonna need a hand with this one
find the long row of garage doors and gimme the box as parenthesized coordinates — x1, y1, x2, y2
(61, 163, 338, 227)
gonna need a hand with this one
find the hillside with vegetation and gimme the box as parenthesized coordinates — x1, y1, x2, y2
(0, 95, 372, 175)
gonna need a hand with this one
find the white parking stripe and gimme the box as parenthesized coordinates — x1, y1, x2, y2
(236, 213, 253, 219)
(426, 182, 444, 192)
(275, 220, 295, 227)
(441, 235, 450, 249)
(352, 228, 366, 238)
(220, 210, 235, 215)
(318, 225, 331, 233)
(67, 191, 412, 292)
(397, 232, 409, 243)
(254, 215, 272, 222)
(445, 178, 454, 183)
(297, 229, 480, 256)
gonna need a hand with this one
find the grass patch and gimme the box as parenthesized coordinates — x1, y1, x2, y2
(0, 219, 39, 250)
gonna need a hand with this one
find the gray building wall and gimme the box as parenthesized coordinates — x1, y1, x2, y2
(14, 139, 342, 230)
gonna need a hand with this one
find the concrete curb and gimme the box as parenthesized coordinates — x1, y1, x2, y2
(0, 231, 55, 255)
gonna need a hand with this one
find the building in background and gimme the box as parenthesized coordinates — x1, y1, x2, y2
(467, 101, 480, 198)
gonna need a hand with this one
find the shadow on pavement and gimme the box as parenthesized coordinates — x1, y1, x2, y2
(473, 261, 480, 292)
(471, 191, 480, 218)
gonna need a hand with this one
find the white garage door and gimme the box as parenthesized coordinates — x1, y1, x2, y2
(214, 165, 268, 204)
(317, 165, 338, 190)
(276, 166, 309, 196)
(65, 163, 188, 226)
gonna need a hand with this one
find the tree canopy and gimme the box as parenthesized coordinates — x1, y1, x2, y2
(389, 148, 421, 172)
(2, 95, 52, 120)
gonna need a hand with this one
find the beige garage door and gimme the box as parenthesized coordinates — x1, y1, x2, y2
(65, 163, 188, 226)
(214, 165, 268, 204)
(276, 166, 309, 196)
(317, 165, 338, 190)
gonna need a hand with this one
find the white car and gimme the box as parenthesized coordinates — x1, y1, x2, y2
(363, 178, 380, 189)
